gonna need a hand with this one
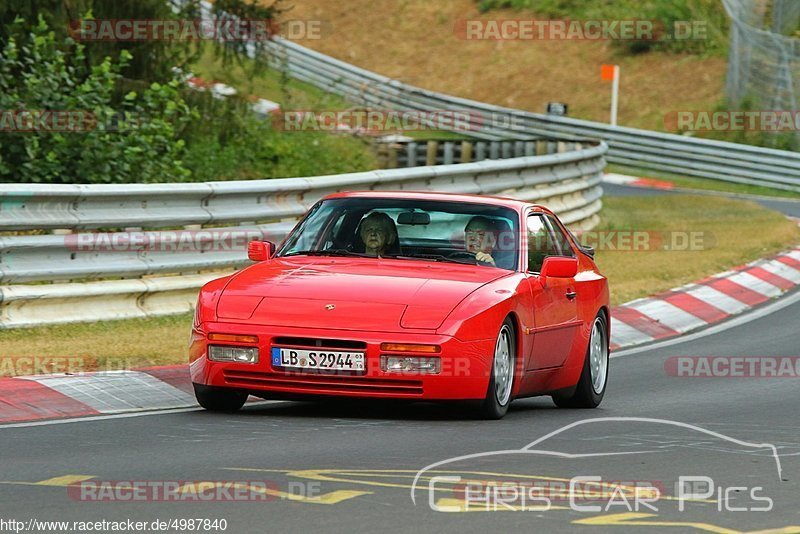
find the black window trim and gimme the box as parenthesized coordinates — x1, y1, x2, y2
(524, 210, 576, 274)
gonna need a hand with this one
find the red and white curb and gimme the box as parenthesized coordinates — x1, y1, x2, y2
(610, 246, 800, 349)
(2, 247, 799, 424)
(0, 367, 194, 423)
(604, 172, 676, 190)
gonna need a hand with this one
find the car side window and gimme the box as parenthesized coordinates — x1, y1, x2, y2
(544, 215, 576, 258)
(526, 214, 559, 273)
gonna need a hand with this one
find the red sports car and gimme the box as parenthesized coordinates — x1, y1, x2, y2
(189, 191, 610, 419)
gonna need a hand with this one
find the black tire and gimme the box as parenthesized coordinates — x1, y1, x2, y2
(553, 311, 609, 409)
(194, 384, 248, 412)
(477, 318, 516, 420)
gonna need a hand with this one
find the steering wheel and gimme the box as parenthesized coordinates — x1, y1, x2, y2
(447, 251, 479, 262)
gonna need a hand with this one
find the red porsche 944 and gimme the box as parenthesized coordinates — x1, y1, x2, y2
(190, 191, 610, 419)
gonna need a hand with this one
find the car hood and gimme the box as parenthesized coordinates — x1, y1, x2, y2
(215, 257, 509, 331)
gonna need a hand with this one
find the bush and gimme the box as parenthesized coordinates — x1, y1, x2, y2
(175, 87, 376, 182)
(1, 14, 379, 184)
(0, 16, 196, 183)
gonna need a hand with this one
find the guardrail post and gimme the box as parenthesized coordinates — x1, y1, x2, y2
(426, 141, 439, 166)
(406, 142, 417, 167)
(475, 141, 486, 161)
(443, 142, 454, 165)
(536, 140, 548, 156)
(461, 141, 473, 163)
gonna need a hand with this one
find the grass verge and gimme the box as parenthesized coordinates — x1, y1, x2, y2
(596, 195, 800, 305)
(1, 195, 797, 376)
(0, 314, 194, 378)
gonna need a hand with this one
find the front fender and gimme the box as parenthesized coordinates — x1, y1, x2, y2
(436, 274, 523, 341)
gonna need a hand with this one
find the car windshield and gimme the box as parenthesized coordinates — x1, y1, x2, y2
(277, 197, 520, 271)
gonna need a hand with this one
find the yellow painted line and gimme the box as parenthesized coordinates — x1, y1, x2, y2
(433, 498, 570, 513)
(573, 512, 800, 534)
(177, 482, 370, 505)
(0, 475, 96, 487)
(226, 468, 414, 491)
(223, 468, 712, 503)
(325, 471, 660, 499)
(34, 475, 96, 486)
(574, 512, 739, 533)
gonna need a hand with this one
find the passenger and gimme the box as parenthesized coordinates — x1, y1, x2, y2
(464, 216, 499, 266)
(358, 212, 399, 257)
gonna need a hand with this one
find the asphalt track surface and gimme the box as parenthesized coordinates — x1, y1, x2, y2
(1, 185, 799, 534)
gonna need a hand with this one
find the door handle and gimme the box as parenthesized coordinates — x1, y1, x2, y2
(566, 290, 577, 300)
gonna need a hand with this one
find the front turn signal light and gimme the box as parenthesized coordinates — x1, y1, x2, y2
(380, 343, 440, 353)
(208, 333, 259, 344)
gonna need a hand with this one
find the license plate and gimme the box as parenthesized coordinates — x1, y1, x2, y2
(271, 347, 366, 372)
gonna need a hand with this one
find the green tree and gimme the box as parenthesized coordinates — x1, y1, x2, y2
(0, 16, 197, 183)
(0, 0, 284, 83)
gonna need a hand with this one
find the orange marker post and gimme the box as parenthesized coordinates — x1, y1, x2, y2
(601, 64, 620, 126)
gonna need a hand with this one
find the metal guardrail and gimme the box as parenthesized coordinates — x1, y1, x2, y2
(262, 37, 800, 193)
(0, 140, 606, 327)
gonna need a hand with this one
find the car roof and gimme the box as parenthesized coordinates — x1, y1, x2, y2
(321, 190, 546, 213)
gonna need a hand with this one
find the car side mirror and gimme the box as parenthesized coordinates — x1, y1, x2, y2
(248, 240, 275, 262)
(540, 256, 578, 286)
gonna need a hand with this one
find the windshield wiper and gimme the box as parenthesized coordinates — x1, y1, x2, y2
(282, 249, 370, 258)
(386, 253, 477, 266)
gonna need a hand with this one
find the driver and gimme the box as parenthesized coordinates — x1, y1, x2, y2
(464, 216, 499, 266)
(358, 211, 398, 257)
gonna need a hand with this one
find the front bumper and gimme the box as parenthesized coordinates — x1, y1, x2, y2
(190, 322, 495, 400)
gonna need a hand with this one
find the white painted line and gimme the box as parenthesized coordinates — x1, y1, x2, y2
(787, 250, 800, 262)
(726, 271, 784, 298)
(610, 317, 654, 348)
(685, 285, 749, 315)
(760, 260, 800, 284)
(0, 401, 286, 430)
(19, 371, 194, 413)
(0, 407, 202, 429)
(628, 299, 707, 333)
